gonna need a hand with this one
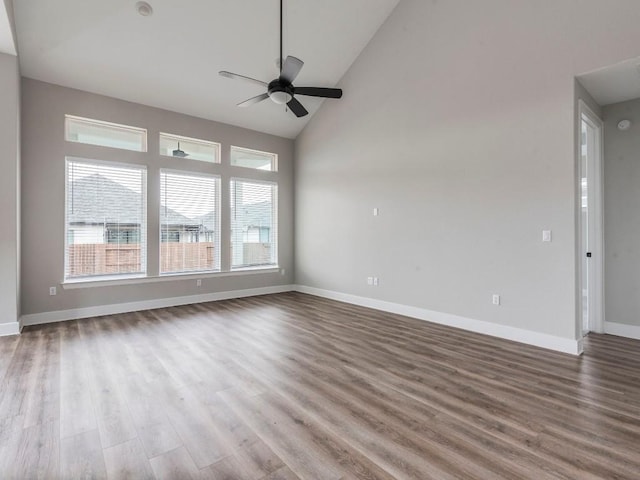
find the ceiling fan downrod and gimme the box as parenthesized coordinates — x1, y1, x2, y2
(280, 0, 283, 74)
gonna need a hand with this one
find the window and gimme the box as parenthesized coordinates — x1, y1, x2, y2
(231, 179, 277, 268)
(106, 226, 140, 244)
(230, 146, 277, 171)
(65, 159, 147, 279)
(160, 133, 220, 163)
(160, 170, 220, 274)
(65, 115, 147, 152)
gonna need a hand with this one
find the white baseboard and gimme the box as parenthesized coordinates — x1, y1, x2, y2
(20, 285, 294, 327)
(17, 283, 586, 355)
(604, 321, 640, 340)
(294, 285, 583, 356)
(0, 322, 20, 336)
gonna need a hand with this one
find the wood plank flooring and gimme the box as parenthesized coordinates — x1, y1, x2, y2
(1, 292, 640, 479)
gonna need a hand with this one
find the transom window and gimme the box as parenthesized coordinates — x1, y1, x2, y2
(230, 146, 277, 171)
(160, 133, 220, 163)
(65, 115, 147, 152)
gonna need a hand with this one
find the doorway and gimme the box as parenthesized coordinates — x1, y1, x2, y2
(578, 100, 604, 335)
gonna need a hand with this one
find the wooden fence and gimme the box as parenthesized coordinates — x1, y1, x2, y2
(161, 242, 214, 273)
(68, 243, 214, 276)
(68, 242, 272, 277)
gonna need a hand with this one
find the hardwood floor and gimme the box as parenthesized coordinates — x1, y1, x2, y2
(1, 292, 640, 479)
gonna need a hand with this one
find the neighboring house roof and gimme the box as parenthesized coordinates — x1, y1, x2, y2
(192, 202, 272, 231)
(69, 174, 198, 228)
(68, 174, 144, 225)
(162, 207, 197, 228)
(193, 212, 216, 232)
(69, 174, 272, 230)
(232, 201, 272, 228)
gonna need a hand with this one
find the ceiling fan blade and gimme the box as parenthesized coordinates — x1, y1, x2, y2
(279, 56, 304, 84)
(219, 71, 268, 88)
(287, 97, 309, 118)
(294, 87, 343, 99)
(237, 93, 270, 107)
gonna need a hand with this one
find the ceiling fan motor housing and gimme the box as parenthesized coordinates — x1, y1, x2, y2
(268, 79, 294, 104)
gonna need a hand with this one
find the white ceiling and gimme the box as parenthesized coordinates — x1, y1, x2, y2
(0, 0, 16, 55)
(13, 0, 399, 139)
(578, 56, 640, 107)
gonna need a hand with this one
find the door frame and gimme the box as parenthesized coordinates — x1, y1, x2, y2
(577, 100, 604, 335)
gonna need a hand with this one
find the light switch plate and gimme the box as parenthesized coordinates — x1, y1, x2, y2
(542, 230, 552, 242)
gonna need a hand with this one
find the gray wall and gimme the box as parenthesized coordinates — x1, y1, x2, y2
(0, 52, 19, 330)
(295, 0, 640, 340)
(21, 78, 294, 316)
(603, 98, 640, 327)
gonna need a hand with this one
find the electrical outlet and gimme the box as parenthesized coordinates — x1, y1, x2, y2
(373, 277, 379, 286)
(367, 277, 374, 286)
(492, 294, 500, 306)
(49, 286, 57, 296)
(196, 279, 202, 287)
(542, 230, 552, 242)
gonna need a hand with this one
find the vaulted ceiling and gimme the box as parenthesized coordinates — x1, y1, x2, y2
(13, 0, 400, 138)
(0, 0, 16, 54)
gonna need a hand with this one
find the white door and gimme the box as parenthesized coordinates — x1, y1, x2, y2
(579, 102, 604, 336)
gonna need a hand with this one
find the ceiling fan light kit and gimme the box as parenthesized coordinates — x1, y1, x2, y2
(268, 80, 293, 104)
(219, 0, 343, 118)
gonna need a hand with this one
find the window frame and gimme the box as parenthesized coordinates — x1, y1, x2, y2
(230, 177, 279, 270)
(61, 113, 283, 287)
(64, 156, 148, 281)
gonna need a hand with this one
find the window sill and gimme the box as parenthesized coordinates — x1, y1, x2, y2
(62, 266, 280, 289)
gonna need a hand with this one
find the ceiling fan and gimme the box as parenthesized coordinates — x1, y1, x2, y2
(172, 142, 189, 158)
(219, 0, 343, 118)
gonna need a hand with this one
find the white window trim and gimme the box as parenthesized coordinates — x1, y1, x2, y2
(61, 266, 280, 289)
